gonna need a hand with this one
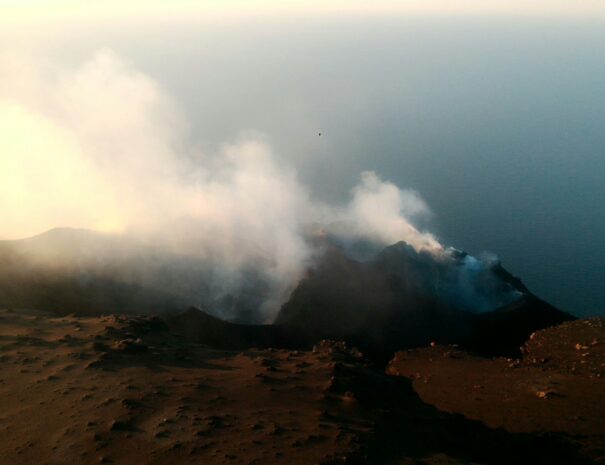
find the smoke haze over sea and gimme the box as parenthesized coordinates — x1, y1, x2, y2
(1, 8, 604, 316)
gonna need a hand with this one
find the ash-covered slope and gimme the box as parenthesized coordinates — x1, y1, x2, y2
(0, 308, 594, 465)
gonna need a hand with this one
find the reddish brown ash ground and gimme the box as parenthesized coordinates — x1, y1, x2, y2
(0, 308, 603, 465)
(387, 318, 605, 462)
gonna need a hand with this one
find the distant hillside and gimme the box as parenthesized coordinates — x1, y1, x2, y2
(0, 228, 262, 319)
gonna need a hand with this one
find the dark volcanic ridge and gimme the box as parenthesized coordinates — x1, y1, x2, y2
(146, 237, 573, 360)
(0, 228, 574, 360)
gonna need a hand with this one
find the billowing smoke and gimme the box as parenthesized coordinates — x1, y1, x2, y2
(344, 171, 442, 253)
(0, 48, 520, 321)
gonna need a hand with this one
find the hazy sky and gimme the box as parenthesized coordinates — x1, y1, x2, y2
(1, 2, 604, 316)
(2, 0, 605, 21)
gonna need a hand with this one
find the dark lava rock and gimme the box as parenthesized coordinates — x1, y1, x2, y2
(276, 244, 574, 360)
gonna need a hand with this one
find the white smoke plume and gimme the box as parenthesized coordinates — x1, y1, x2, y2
(0, 48, 445, 320)
(344, 171, 443, 253)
